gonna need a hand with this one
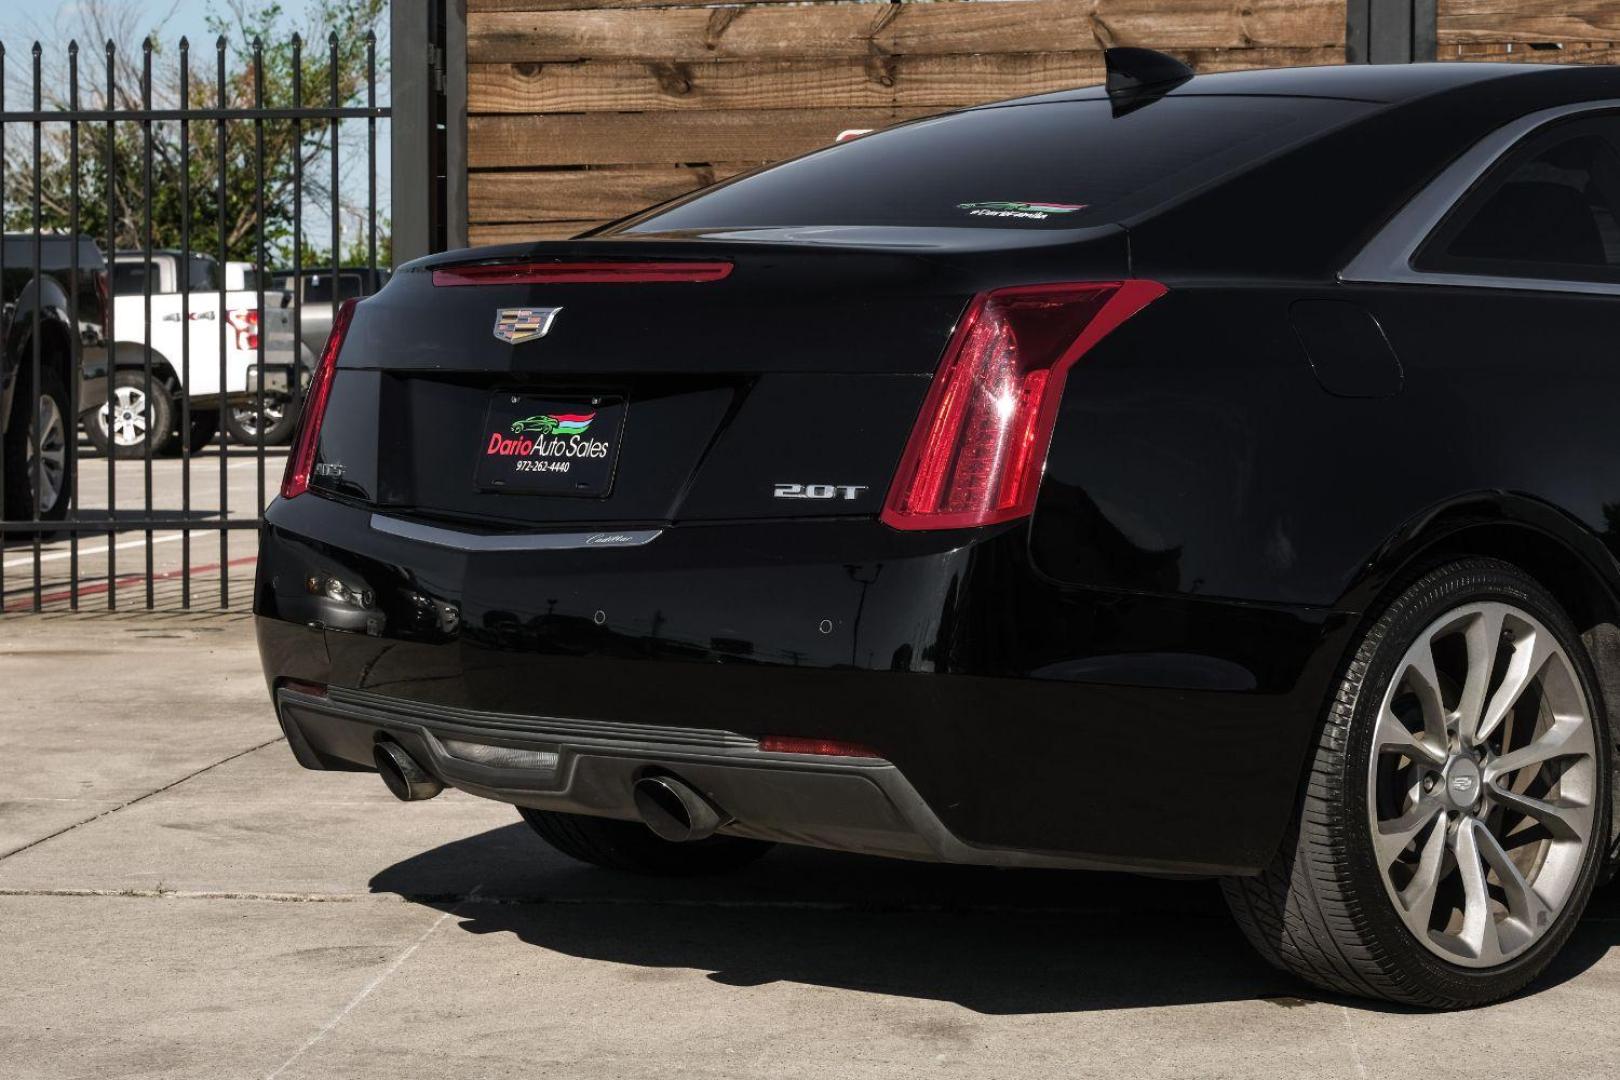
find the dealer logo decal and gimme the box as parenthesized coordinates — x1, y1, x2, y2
(486, 410, 611, 467)
(956, 200, 1086, 221)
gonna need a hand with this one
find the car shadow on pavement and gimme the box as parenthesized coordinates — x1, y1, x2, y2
(371, 823, 1620, 1014)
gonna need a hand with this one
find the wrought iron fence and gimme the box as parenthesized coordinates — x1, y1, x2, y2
(0, 32, 389, 613)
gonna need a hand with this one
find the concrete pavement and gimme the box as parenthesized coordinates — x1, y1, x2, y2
(2, 444, 279, 614)
(3, 614, 1620, 1079)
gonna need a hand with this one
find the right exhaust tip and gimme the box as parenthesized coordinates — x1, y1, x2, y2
(633, 774, 725, 842)
(373, 740, 444, 802)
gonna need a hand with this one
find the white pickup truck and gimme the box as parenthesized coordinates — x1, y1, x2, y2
(83, 251, 298, 457)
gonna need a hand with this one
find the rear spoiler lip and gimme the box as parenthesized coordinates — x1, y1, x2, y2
(431, 260, 734, 287)
(401, 223, 1128, 273)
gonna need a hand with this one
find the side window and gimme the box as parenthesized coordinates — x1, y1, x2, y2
(112, 261, 161, 296)
(304, 273, 364, 302)
(1416, 119, 1620, 283)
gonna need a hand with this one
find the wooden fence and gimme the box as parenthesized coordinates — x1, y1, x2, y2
(1438, 1, 1620, 65)
(465, 0, 1348, 245)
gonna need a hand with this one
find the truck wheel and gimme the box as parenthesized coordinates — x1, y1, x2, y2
(4, 365, 72, 522)
(84, 370, 175, 459)
(181, 409, 220, 454)
(518, 807, 774, 876)
(224, 392, 296, 446)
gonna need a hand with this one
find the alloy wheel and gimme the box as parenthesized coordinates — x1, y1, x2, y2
(98, 385, 150, 447)
(1367, 601, 1597, 968)
(231, 393, 287, 439)
(26, 391, 67, 512)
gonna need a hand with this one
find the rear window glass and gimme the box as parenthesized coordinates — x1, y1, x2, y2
(186, 255, 220, 292)
(622, 96, 1374, 233)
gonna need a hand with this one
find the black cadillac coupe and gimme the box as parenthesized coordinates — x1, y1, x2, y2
(258, 50, 1620, 1007)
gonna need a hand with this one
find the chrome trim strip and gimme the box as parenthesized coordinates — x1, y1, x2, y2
(1341, 100, 1620, 296)
(369, 513, 662, 551)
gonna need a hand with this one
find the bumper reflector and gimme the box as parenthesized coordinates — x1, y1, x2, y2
(759, 736, 881, 759)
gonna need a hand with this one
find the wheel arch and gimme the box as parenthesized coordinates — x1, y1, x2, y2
(1341, 494, 1620, 639)
(1338, 492, 1620, 868)
(107, 342, 182, 393)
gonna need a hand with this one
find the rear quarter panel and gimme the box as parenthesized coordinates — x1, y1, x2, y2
(1031, 282, 1620, 611)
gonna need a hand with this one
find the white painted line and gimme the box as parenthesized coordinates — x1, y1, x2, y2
(1340, 1005, 1369, 1080)
(3, 531, 184, 569)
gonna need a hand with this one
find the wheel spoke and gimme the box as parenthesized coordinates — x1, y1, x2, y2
(1488, 783, 1586, 843)
(1477, 823, 1553, 945)
(1485, 717, 1589, 783)
(1452, 819, 1503, 963)
(1396, 808, 1450, 930)
(1456, 606, 1506, 744)
(1375, 796, 1444, 866)
(1403, 644, 1452, 752)
(1471, 629, 1554, 748)
(1376, 707, 1446, 768)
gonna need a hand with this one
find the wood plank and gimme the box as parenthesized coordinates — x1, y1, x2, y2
(469, 164, 751, 222)
(470, 221, 612, 245)
(1438, 0, 1620, 44)
(468, 107, 939, 168)
(470, 0, 810, 10)
(467, 0, 1347, 65)
(1439, 42, 1620, 62)
(468, 47, 1342, 114)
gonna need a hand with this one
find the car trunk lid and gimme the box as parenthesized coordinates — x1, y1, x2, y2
(308, 232, 1127, 527)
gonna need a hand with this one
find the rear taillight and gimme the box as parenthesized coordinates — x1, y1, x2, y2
(881, 280, 1166, 531)
(94, 270, 110, 340)
(225, 308, 260, 351)
(281, 297, 358, 500)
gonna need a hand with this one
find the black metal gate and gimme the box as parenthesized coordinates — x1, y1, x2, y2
(0, 32, 390, 613)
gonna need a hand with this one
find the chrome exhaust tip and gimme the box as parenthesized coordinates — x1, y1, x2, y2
(632, 774, 726, 842)
(373, 740, 444, 802)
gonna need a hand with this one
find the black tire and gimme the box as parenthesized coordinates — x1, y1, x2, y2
(181, 409, 220, 454)
(518, 806, 774, 876)
(223, 392, 297, 446)
(83, 369, 175, 459)
(1222, 558, 1611, 1008)
(3, 363, 72, 523)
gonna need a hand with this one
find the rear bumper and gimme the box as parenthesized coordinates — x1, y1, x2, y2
(256, 491, 1353, 876)
(278, 684, 1136, 870)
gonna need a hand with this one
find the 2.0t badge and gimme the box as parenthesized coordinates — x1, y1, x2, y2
(493, 306, 561, 345)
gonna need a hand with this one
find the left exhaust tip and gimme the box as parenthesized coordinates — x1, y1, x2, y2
(373, 740, 444, 802)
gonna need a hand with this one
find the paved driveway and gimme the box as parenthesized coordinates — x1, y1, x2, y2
(3, 614, 1619, 1079)
(2, 445, 281, 613)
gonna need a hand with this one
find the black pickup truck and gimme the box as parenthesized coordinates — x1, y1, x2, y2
(0, 234, 107, 524)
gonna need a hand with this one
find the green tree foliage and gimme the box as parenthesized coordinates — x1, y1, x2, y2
(2, 0, 387, 267)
